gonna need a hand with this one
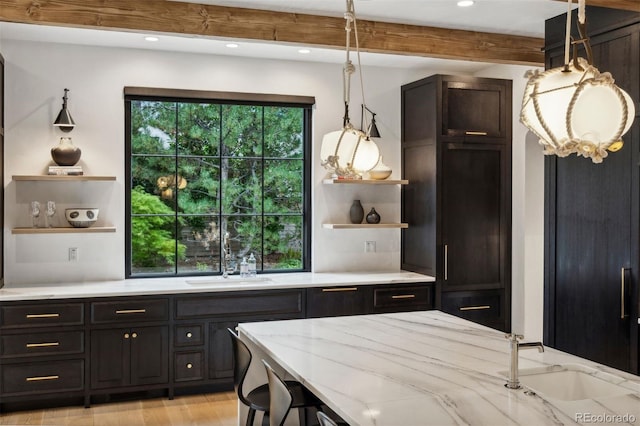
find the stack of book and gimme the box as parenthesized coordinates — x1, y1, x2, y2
(48, 165, 84, 176)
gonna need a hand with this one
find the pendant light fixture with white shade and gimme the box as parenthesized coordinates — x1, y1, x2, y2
(320, 0, 380, 179)
(520, 0, 635, 163)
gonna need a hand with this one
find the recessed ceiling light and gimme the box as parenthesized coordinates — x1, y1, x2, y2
(144, 36, 159, 42)
(298, 49, 311, 54)
(226, 43, 239, 48)
(457, 0, 474, 7)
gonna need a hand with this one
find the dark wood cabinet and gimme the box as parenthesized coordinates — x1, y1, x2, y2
(306, 286, 369, 318)
(401, 74, 512, 332)
(544, 7, 640, 374)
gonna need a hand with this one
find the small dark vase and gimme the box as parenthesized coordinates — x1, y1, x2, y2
(366, 207, 381, 224)
(349, 200, 364, 224)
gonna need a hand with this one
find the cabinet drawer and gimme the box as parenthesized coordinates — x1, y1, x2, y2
(175, 290, 303, 319)
(306, 286, 369, 318)
(175, 324, 204, 347)
(1, 303, 84, 329)
(1, 359, 84, 396)
(373, 284, 433, 313)
(174, 351, 204, 382)
(91, 299, 168, 324)
(1, 331, 84, 358)
(441, 290, 504, 329)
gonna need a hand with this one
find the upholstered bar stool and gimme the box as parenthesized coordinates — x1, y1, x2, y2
(228, 328, 323, 426)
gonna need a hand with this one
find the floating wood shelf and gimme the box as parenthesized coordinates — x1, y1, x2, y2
(13, 175, 116, 181)
(323, 179, 408, 185)
(12, 227, 116, 234)
(322, 223, 408, 229)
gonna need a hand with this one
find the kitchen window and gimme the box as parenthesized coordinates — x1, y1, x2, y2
(124, 88, 313, 277)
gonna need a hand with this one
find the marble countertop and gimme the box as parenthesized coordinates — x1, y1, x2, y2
(238, 311, 640, 426)
(0, 271, 434, 301)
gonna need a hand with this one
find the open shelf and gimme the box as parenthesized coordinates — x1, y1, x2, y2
(12, 227, 116, 234)
(13, 175, 116, 181)
(322, 223, 408, 229)
(323, 179, 408, 185)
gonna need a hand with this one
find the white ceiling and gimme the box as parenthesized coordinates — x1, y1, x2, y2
(0, 0, 571, 72)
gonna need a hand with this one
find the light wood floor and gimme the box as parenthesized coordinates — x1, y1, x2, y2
(0, 392, 238, 426)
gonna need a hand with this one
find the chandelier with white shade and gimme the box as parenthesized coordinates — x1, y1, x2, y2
(320, 0, 380, 178)
(520, 0, 635, 163)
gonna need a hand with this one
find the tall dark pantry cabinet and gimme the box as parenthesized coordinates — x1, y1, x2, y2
(544, 7, 640, 374)
(401, 75, 512, 332)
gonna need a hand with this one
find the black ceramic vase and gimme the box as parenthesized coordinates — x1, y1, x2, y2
(366, 207, 381, 224)
(349, 200, 364, 224)
(51, 137, 81, 166)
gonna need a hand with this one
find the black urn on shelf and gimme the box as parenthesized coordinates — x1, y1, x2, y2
(349, 200, 364, 224)
(366, 207, 381, 224)
(51, 137, 81, 166)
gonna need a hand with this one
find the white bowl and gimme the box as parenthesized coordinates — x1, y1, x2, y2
(65, 208, 99, 228)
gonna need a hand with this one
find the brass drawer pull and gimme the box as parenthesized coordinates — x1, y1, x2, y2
(115, 309, 146, 315)
(186, 332, 193, 338)
(26, 313, 60, 319)
(391, 294, 416, 299)
(459, 305, 491, 311)
(465, 131, 488, 136)
(26, 342, 60, 348)
(322, 287, 358, 292)
(26, 375, 59, 382)
(131, 332, 138, 339)
(186, 363, 193, 369)
(124, 333, 130, 339)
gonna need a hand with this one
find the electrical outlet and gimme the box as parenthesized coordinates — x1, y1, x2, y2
(364, 241, 376, 253)
(69, 247, 79, 262)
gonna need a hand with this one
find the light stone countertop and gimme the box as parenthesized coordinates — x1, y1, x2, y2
(239, 311, 640, 426)
(0, 271, 434, 301)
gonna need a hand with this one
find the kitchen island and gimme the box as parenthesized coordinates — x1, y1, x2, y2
(239, 311, 640, 426)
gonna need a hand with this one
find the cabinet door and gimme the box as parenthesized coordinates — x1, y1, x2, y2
(440, 143, 509, 292)
(130, 326, 169, 386)
(90, 328, 130, 389)
(306, 287, 369, 318)
(545, 20, 639, 374)
(441, 78, 510, 142)
(208, 321, 237, 380)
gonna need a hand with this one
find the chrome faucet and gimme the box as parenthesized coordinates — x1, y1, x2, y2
(505, 334, 544, 389)
(222, 232, 234, 278)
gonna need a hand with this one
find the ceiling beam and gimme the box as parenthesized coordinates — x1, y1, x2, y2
(0, 0, 544, 65)
(553, 0, 639, 12)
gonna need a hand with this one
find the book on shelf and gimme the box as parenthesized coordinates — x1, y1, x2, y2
(48, 165, 84, 175)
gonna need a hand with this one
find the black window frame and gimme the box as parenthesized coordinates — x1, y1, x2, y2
(124, 87, 313, 278)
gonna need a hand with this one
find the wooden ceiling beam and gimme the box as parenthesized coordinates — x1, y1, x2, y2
(0, 0, 545, 65)
(553, 0, 639, 13)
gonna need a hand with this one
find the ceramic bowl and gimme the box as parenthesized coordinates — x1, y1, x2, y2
(65, 208, 99, 228)
(368, 169, 392, 180)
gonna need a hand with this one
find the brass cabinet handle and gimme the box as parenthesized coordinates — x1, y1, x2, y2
(115, 309, 146, 314)
(186, 332, 193, 338)
(26, 313, 60, 319)
(186, 363, 193, 369)
(465, 131, 488, 136)
(124, 333, 130, 339)
(322, 287, 358, 292)
(459, 305, 491, 311)
(444, 244, 448, 281)
(26, 342, 60, 348)
(391, 295, 416, 300)
(26, 375, 59, 382)
(131, 332, 138, 339)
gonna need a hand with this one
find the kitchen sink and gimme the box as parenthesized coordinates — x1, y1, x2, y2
(515, 364, 635, 401)
(185, 276, 272, 285)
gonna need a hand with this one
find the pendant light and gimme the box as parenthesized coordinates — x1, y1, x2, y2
(320, 0, 380, 179)
(520, 0, 635, 163)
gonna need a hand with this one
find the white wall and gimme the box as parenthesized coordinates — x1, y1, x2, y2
(474, 64, 545, 341)
(2, 39, 546, 341)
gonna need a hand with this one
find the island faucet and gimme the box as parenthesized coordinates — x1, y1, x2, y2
(505, 334, 544, 389)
